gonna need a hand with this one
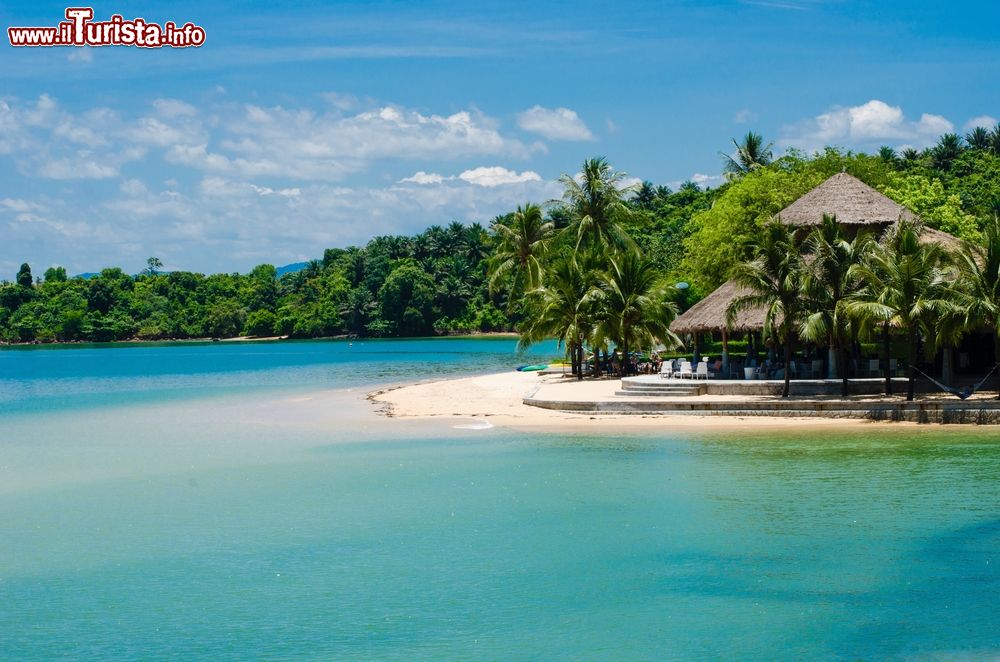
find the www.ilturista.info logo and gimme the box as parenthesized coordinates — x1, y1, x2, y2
(8, 7, 206, 48)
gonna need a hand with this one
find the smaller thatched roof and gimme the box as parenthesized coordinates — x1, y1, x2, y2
(777, 172, 918, 226)
(918, 225, 964, 252)
(670, 280, 767, 335)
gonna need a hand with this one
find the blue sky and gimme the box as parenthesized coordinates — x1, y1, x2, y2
(1, 0, 998, 275)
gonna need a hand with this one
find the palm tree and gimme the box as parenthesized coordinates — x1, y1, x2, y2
(846, 219, 955, 401)
(900, 147, 922, 163)
(955, 214, 1000, 398)
(589, 252, 681, 376)
(878, 146, 898, 164)
(633, 181, 657, 210)
(728, 220, 805, 398)
(966, 126, 991, 150)
(721, 131, 774, 180)
(800, 214, 873, 396)
(518, 256, 595, 379)
(487, 203, 554, 300)
(558, 157, 638, 256)
(989, 124, 1000, 156)
(932, 133, 964, 171)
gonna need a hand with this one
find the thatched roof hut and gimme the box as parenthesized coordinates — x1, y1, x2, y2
(776, 172, 917, 226)
(669, 172, 962, 336)
(671, 280, 768, 334)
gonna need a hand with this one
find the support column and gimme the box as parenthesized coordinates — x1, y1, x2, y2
(721, 329, 730, 377)
(941, 346, 953, 386)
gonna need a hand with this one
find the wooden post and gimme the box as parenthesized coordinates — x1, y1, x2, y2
(721, 329, 730, 377)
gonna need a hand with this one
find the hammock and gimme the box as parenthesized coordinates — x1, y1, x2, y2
(912, 364, 1000, 400)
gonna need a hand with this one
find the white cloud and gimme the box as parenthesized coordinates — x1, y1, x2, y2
(67, 48, 93, 63)
(458, 166, 541, 187)
(691, 173, 722, 188)
(0, 94, 568, 273)
(965, 115, 998, 131)
(152, 98, 198, 118)
(733, 108, 756, 124)
(782, 99, 954, 151)
(516, 105, 593, 141)
(399, 171, 447, 185)
(1, 198, 45, 213)
(37, 158, 119, 179)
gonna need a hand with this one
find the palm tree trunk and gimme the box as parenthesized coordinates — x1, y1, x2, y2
(838, 341, 849, 398)
(906, 329, 917, 402)
(569, 341, 578, 377)
(882, 322, 893, 396)
(577, 341, 584, 381)
(721, 330, 730, 377)
(782, 329, 792, 398)
(995, 334, 1000, 400)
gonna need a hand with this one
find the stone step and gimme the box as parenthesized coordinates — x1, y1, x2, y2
(613, 389, 701, 397)
(620, 383, 707, 391)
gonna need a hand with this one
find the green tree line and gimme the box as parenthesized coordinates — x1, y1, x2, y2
(4, 125, 1000, 347)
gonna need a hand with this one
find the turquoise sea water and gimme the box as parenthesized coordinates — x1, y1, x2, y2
(2, 338, 999, 660)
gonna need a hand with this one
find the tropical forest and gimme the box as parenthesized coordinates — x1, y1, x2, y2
(5, 128, 1000, 401)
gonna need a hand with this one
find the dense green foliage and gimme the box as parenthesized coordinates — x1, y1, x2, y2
(6, 126, 1000, 348)
(0, 223, 504, 343)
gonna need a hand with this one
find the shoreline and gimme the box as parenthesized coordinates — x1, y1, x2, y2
(368, 370, 907, 432)
(0, 331, 522, 349)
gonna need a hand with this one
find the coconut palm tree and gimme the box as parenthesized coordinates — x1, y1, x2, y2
(878, 146, 898, 164)
(846, 219, 955, 401)
(932, 133, 965, 171)
(589, 252, 681, 376)
(955, 214, 1000, 398)
(721, 131, 774, 180)
(487, 203, 554, 301)
(558, 157, 639, 256)
(989, 124, 1000, 156)
(518, 256, 596, 379)
(800, 214, 873, 396)
(633, 181, 657, 210)
(966, 126, 991, 150)
(727, 219, 805, 398)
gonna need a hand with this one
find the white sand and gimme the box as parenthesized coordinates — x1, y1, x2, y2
(368, 371, 885, 432)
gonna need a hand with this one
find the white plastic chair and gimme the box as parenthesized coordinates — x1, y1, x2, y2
(694, 362, 708, 380)
(659, 361, 673, 379)
(678, 362, 693, 379)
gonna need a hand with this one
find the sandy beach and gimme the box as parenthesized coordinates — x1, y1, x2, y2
(368, 370, 890, 432)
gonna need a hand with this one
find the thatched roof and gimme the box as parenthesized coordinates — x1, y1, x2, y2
(670, 224, 964, 335)
(670, 280, 767, 334)
(918, 225, 964, 252)
(776, 172, 918, 226)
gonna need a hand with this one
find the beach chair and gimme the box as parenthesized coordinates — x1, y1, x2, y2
(694, 362, 708, 380)
(659, 361, 673, 379)
(678, 362, 693, 379)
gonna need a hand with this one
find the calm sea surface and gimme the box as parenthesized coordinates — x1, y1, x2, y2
(1, 338, 998, 660)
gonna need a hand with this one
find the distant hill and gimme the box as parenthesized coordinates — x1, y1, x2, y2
(276, 262, 309, 277)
